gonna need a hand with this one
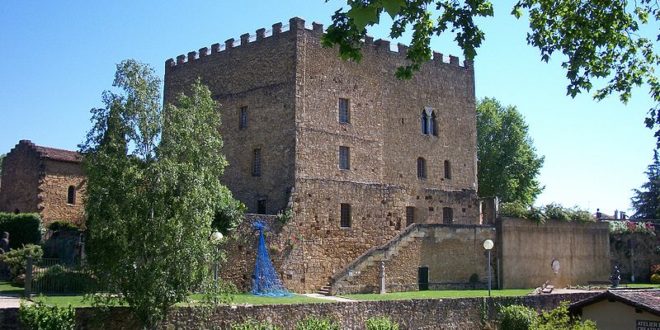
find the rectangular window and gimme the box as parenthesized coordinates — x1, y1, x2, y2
(406, 206, 415, 227)
(442, 207, 453, 224)
(339, 146, 350, 170)
(340, 203, 351, 228)
(338, 98, 350, 124)
(239, 106, 248, 129)
(252, 148, 261, 177)
(444, 160, 452, 179)
(257, 199, 267, 214)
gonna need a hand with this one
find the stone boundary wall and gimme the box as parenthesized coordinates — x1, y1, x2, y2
(0, 293, 597, 329)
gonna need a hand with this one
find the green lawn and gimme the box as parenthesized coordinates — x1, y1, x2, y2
(622, 283, 660, 289)
(0, 281, 23, 296)
(340, 289, 535, 301)
(30, 292, 329, 308)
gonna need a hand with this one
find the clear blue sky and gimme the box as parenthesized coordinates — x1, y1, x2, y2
(0, 1, 656, 214)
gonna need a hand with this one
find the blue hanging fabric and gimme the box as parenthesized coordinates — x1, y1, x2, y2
(251, 220, 290, 296)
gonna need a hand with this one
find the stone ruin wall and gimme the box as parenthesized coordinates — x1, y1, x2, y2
(0, 142, 41, 214)
(38, 159, 86, 226)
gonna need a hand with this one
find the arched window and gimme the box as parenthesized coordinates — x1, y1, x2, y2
(67, 186, 76, 204)
(421, 107, 437, 136)
(421, 110, 429, 134)
(417, 157, 427, 179)
(444, 160, 451, 179)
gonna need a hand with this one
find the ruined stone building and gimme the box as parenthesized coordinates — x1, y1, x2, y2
(164, 17, 490, 292)
(0, 140, 85, 227)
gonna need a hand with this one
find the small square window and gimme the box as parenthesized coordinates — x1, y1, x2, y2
(339, 98, 350, 124)
(339, 146, 350, 170)
(340, 203, 351, 227)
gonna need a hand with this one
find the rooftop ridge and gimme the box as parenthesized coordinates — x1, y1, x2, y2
(14, 140, 81, 163)
(165, 17, 470, 71)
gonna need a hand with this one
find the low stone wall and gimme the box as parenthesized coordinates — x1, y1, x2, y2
(0, 293, 598, 329)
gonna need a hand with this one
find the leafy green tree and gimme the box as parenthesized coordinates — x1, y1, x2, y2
(631, 151, 660, 219)
(323, 0, 660, 145)
(477, 98, 544, 205)
(80, 59, 239, 328)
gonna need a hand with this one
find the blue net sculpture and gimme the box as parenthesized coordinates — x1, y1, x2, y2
(251, 220, 290, 296)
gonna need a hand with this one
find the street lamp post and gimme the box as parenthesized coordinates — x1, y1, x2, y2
(483, 239, 494, 297)
(210, 230, 224, 285)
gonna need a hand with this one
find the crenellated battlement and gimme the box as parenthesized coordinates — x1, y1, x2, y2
(165, 17, 470, 71)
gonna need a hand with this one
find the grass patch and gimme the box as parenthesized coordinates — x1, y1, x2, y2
(0, 281, 23, 296)
(622, 283, 660, 289)
(32, 292, 329, 308)
(341, 289, 534, 301)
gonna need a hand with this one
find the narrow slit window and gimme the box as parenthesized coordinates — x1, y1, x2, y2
(252, 148, 261, 177)
(339, 146, 350, 170)
(239, 106, 248, 129)
(421, 110, 429, 134)
(67, 186, 76, 204)
(444, 160, 452, 179)
(340, 203, 351, 228)
(417, 157, 426, 179)
(443, 207, 453, 224)
(339, 98, 350, 124)
(406, 206, 415, 227)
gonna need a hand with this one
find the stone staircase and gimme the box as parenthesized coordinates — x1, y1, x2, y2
(316, 285, 332, 296)
(328, 224, 428, 295)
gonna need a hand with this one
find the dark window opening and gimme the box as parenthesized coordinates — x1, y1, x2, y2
(339, 146, 350, 170)
(340, 203, 351, 228)
(417, 157, 426, 179)
(339, 98, 350, 124)
(442, 207, 453, 224)
(239, 106, 248, 129)
(418, 266, 429, 290)
(67, 186, 76, 204)
(257, 199, 267, 214)
(252, 148, 261, 177)
(421, 110, 429, 134)
(431, 112, 437, 136)
(406, 207, 415, 227)
(444, 160, 452, 179)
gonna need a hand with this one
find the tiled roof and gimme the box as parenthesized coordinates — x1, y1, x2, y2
(570, 289, 660, 316)
(19, 140, 82, 163)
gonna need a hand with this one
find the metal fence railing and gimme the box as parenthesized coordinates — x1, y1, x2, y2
(25, 257, 97, 295)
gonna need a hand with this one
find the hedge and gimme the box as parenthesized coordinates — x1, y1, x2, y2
(0, 212, 43, 249)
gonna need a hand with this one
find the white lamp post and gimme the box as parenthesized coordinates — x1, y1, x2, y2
(483, 239, 494, 297)
(210, 230, 224, 284)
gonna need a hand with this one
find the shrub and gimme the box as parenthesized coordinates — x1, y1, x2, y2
(19, 301, 75, 330)
(499, 304, 538, 330)
(365, 316, 399, 330)
(47, 221, 80, 232)
(231, 319, 280, 330)
(526, 206, 546, 223)
(651, 264, 660, 275)
(0, 244, 43, 279)
(570, 209, 595, 222)
(651, 273, 660, 284)
(295, 317, 340, 330)
(544, 203, 571, 221)
(500, 202, 529, 219)
(536, 301, 596, 330)
(33, 265, 97, 293)
(0, 212, 43, 248)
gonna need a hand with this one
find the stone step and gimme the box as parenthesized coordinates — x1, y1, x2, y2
(317, 285, 332, 296)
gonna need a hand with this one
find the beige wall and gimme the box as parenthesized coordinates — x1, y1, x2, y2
(580, 300, 660, 330)
(39, 159, 85, 225)
(499, 218, 610, 288)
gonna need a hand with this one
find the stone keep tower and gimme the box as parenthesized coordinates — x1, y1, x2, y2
(164, 17, 479, 292)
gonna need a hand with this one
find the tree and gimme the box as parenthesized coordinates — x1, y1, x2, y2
(631, 151, 660, 219)
(323, 0, 660, 145)
(79, 60, 240, 328)
(477, 97, 544, 205)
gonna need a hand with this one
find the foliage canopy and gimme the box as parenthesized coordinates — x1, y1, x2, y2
(80, 59, 240, 328)
(477, 97, 544, 205)
(631, 151, 660, 219)
(323, 0, 660, 145)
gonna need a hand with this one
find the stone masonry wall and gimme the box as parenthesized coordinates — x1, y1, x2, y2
(0, 293, 598, 329)
(498, 217, 610, 289)
(332, 224, 496, 294)
(164, 21, 298, 215)
(0, 142, 41, 214)
(38, 160, 85, 226)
